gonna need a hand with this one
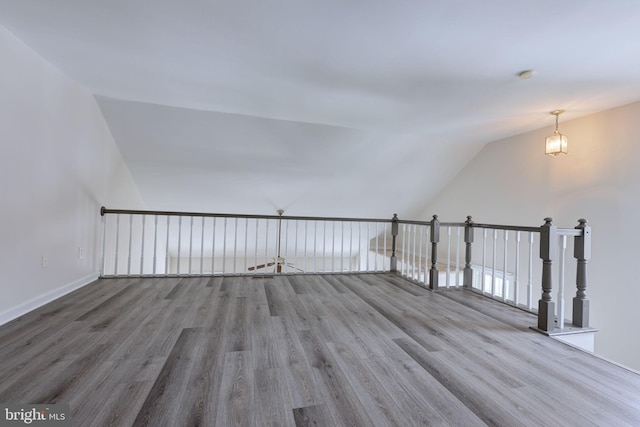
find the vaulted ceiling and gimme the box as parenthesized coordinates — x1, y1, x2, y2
(2, 1, 640, 218)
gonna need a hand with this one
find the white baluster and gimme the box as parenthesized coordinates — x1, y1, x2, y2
(189, 216, 194, 276)
(366, 222, 371, 272)
(402, 224, 407, 276)
(211, 217, 216, 274)
(114, 215, 120, 276)
(557, 234, 568, 329)
(102, 214, 109, 276)
(455, 227, 461, 287)
(177, 216, 183, 276)
(418, 225, 423, 284)
(322, 221, 327, 272)
(340, 222, 345, 272)
(313, 221, 317, 273)
(383, 223, 388, 271)
(515, 231, 521, 306)
(425, 226, 430, 286)
(332, 222, 336, 273)
(528, 232, 534, 310)
(153, 215, 158, 276)
(502, 230, 508, 302)
(140, 215, 146, 275)
(200, 217, 205, 275)
(492, 229, 497, 296)
(244, 218, 249, 274)
(233, 218, 238, 275)
(284, 219, 289, 274)
(127, 214, 133, 276)
(375, 223, 379, 272)
(223, 218, 227, 275)
(446, 226, 451, 289)
(264, 219, 269, 274)
(481, 229, 487, 293)
(165, 216, 170, 276)
(295, 220, 299, 272)
(304, 221, 308, 273)
(253, 219, 259, 276)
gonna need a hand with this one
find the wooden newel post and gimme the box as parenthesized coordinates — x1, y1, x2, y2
(429, 215, 440, 290)
(573, 218, 591, 327)
(464, 216, 474, 289)
(390, 214, 399, 272)
(538, 217, 557, 331)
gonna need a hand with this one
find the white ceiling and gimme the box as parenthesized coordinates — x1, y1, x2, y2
(2, 1, 640, 218)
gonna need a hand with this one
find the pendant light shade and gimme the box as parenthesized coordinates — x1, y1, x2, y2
(545, 110, 568, 156)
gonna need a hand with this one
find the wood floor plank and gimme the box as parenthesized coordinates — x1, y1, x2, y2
(264, 278, 309, 329)
(251, 303, 281, 370)
(0, 320, 88, 379)
(264, 280, 288, 317)
(395, 336, 550, 426)
(254, 368, 296, 427)
(297, 329, 376, 426)
(201, 293, 232, 337)
(214, 351, 253, 427)
(0, 278, 130, 349)
(292, 404, 335, 427)
(273, 317, 323, 408)
(319, 274, 351, 293)
(187, 284, 217, 328)
(0, 328, 110, 402)
(315, 294, 388, 359)
(132, 327, 203, 425)
(224, 296, 251, 352)
(365, 354, 484, 426)
(327, 341, 416, 426)
(88, 380, 153, 427)
(178, 329, 227, 426)
(338, 276, 447, 352)
(286, 274, 315, 295)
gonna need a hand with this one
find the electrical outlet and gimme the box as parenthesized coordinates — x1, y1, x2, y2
(78, 247, 85, 259)
(41, 256, 48, 268)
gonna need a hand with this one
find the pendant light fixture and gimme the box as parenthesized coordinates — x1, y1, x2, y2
(545, 110, 568, 156)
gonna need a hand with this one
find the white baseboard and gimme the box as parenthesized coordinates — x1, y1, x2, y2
(0, 272, 100, 326)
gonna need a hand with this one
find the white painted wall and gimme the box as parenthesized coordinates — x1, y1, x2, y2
(417, 100, 640, 371)
(0, 26, 144, 322)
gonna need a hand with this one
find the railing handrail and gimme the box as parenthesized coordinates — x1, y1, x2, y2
(470, 222, 540, 233)
(397, 219, 466, 227)
(100, 207, 392, 223)
(101, 208, 582, 234)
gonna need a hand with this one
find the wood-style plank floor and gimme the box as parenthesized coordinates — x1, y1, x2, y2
(1, 273, 640, 426)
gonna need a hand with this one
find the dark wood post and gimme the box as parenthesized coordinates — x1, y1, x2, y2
(573, 218, 591, 327)
(390, 214, 399, 272)
(429, 215, 440, 290)
(463, 216, 474, 289)
(538, 217, 557, 331)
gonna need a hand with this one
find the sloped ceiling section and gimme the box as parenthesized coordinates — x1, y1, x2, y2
(2, 1, 640, 217)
